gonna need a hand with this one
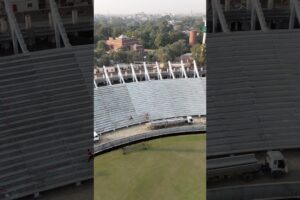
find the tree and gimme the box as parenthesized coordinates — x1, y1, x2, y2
(94, 40, 108, 60)
(96, 40, 107, 51)
(97, 54, 110, 67)
(192, 44, 206, 65)
(154, 32, 169, 48)
(156, 47, 172, 64)
(168, 40, 189, 57)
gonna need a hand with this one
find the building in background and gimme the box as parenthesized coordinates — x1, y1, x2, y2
(106, 35, 144, 52)
(189, 30, 198, 47)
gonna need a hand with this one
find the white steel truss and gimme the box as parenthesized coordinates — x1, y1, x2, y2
(180, 60, 188, 79)
(4, 0, 28, 54)
(130, 63, 139, 82)
(117, 64, 125, 84)
(168, 61, 175, 79)
(290, 0, 300, 29)
(155, 62, 163, 80)
(143, 62, 151, 81)
(212, 0, 230, 33)
(49, 0, 71, 48)
(193, 60, 200, 78)
(103, 65, 112, 86)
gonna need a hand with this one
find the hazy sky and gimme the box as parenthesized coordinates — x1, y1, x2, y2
(94, 0, 206, 15)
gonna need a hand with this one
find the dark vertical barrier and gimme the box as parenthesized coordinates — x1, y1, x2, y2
(0, 0, 94, 199)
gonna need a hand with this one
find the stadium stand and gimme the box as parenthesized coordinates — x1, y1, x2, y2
(0, 0, 93, 199)
(94, 78, 206, 134)
(207, 29, 300, 157)
(0, 46, 93, 200)
(208, 182, 300, 200)
(207, 1, 300, 199)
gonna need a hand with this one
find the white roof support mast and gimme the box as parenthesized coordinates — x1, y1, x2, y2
(180, 60, 188, 79)
(289, 0, 300, 29)
(94, 80, 98, 88)
(168, 61, 175, 79)
(116, 64, 125, 84)
(143, 62, 151, 81)
(155, 62, 163, 80)
(49, 0, 71, 48)
(103, 66, 112, 86)
(4, 0, 28, 54)
(130, 63, 138, 82)
(193, 60, 200, 78)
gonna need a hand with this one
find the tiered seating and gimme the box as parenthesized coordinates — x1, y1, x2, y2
(94, 78, 206, 134)
(127, 79, 206, 120)
(94, 85, 140, 133)
(73, 44, 94, 96)
(208, 182, 300, 200)
(207, 154, 258, 178)
(207, 29, 300, 156)
(0, 46, 92, 199)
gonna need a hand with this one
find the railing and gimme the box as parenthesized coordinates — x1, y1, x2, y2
(94, 124, 206, 154)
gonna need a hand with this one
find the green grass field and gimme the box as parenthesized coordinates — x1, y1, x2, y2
(94, 134, 206, 200)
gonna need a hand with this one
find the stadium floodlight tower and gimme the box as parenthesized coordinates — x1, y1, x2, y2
(117, 64, 125, 84)
(193, 60, 200, 79)
(143, 62, 151, 81)
(3, 0, 28, 54)
(102, 65, 112, 86)
(180, 60, 188, 79)
(168, 61, 176, 79)
(130, 63, 139, 82)
(155, 62, 163, 80)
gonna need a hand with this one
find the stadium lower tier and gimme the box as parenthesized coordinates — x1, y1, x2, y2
(94, 78, 206, 134)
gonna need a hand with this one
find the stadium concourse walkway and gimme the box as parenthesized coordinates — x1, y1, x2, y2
(0, 45, 93, 199)
(207, 29, 300, 157)
(94, 117, 206, 154)
(94, 78, 206, 134)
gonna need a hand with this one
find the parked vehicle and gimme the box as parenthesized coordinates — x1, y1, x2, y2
(147, 116, 193, 129)
(208, 151, 288, 181)
(94, 131, 100, 143)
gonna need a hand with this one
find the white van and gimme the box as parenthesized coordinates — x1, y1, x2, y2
(94, 131, 100, 143)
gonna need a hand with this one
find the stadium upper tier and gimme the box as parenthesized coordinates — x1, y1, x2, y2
(207, 29, 300, 157)
(0, 45, 93, 199)
(0, 0, 93, 56)
(207, 0, 300, 32)
(94, 78, 206, 134)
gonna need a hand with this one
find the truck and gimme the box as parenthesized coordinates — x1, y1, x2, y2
(94, 131, 100, 143)
(147, 116, 193, 130)
(208, 151, 288, 181)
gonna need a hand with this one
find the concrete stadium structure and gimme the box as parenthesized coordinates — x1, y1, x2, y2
(0, 0, 93, 56)
(94, 77, 207, 153)
(94, 78, 206, 134)
(94, 60, 206, 86)
(207, 0, 300, 199)
(95, 125, 206, 154)
(0, 0, 93, 199)
(208, 29, 300, 157)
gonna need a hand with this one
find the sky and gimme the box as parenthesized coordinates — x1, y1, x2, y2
(94, 0, 206, 15)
